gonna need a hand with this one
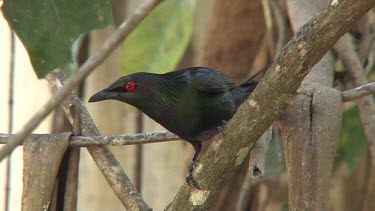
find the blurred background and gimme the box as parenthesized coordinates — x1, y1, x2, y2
(1, 0, 375, 210)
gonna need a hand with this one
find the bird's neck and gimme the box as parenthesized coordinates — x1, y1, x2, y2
(137, 74, 186, 123)
(152, 73, 186, 108)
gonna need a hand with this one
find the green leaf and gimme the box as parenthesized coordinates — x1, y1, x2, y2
(1, 0, 112, 78)
(121, 0, 195, 75)
(335, 104, 367, 168)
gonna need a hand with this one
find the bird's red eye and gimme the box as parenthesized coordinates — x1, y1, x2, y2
(125, 81, 136, 92)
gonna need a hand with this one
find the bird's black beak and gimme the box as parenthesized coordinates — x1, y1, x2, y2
(88, 89, 117, 103)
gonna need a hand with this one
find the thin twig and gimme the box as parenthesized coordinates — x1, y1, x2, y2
(1, 79, 375, 147)
(342, 81, 375, 102)
(0, 0, 163, 162)
(334, 34, 375, 166)
(0, 131, 180, 146)
(5, 29, 15, 211)
(2, 78, 375, 148)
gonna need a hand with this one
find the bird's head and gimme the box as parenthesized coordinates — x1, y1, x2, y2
(88, 73, 157, 109)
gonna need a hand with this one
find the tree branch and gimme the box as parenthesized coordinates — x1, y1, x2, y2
(342, 81, 375, 102)
(0, 0, 163, 162)
(166, 0, 375, 210)
(0, 131, 180, 146)
(1, 76, 375, 147)
(2, 78, 375, 147)
(334, 34, 375, 166)
(46, 71, 151, 210)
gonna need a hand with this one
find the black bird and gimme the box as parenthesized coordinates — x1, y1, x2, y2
(89, 66, 267, 189)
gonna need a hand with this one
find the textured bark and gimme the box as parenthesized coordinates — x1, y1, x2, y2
(278, 0, 343, 210)
(167, 0, 375, 210)
(22, 133, 70, 211)
(200, 1, 266, 210)
(279, 84, 342, 211)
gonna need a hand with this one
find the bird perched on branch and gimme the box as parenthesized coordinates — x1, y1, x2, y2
(89, 66, 267, 189)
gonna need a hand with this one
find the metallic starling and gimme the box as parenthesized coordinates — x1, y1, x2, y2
(89, 66, 267, 189)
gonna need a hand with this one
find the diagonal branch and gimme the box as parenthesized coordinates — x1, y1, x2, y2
(166, 0, 375, 210)
(46, 71, 151, 210)
(0, 0, 163, 162)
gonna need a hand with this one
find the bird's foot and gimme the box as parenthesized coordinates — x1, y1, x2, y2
(216, 120, 228, 133)
(185, 174, 201, 190)
(185, 160, 201, 190)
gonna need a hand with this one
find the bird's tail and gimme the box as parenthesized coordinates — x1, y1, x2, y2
(239, 64, 269, 88)
(233, 65, 269, 107)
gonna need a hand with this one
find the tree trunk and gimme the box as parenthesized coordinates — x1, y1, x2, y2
(278, 0, 342, 210)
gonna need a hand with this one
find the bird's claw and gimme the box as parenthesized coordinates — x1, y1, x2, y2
(186, 160, 202, 190)
(186, 170, 201, 190)
(216, 120, 228, 133)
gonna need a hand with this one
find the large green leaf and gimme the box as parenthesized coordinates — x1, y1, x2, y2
(121, 0, 195, 75)
(1, 0, 112, 78)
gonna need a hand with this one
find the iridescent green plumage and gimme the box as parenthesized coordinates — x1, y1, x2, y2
(89, 66, 266, 188)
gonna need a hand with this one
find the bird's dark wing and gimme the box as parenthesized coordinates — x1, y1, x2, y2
(188, 67, 236, 93)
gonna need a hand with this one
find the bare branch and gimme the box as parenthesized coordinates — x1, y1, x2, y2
(0, 0, 163, 162)
(334, 34, 375, 166)
(342, 82, 375, 102)
(4, 76, 375, 147)
(1, 79, 372, 142)
(5, 29, 16, 211)
(0, 131, 180, 146)
(70, 131, 179, 146)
